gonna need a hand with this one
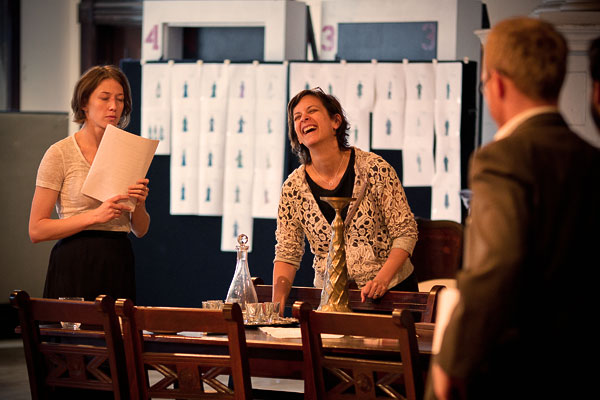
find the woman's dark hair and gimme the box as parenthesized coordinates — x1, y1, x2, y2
(71, 65, 132, 128)
(286, 87, 350, 164)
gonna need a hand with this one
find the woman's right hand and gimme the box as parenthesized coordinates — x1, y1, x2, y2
(273, 262, 297, 316)
(30, 188, 132, 243)
(91, 194, 132, 224)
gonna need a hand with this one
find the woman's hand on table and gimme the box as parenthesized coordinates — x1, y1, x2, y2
(361, 278, 389, 302)
(360, 248, 409, 302)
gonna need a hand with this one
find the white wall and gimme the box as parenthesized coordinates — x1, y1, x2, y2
(21, 0, 80, 136)
(17, 0, 547, 141)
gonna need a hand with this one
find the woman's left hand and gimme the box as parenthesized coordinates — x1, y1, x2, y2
(361, 279, 388, 302)
(128, 178, 150, 206)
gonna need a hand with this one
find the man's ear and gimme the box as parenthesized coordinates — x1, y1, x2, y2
(494, 72, 507, 99)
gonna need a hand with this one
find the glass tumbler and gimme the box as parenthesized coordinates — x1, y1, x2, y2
(58, 297, 84, 329)
(246, 302, 262, 324)
(200, 300, 224, 335)
(271, 302, 281, 322)
(202, 300, 224, 310)
(262, 302, 275, 324)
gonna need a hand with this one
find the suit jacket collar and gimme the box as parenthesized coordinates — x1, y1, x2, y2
(494, 106, 560, 141)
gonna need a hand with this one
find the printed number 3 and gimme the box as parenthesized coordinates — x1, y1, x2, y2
(145, 25, 159, 50)
(421, 23, 436, 51)
(321, 25, 335, 52)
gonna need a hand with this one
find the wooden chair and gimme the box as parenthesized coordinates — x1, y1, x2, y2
(10, 290, 129, 400)
(293, 301, 424, 400)
(252, 277, 444, 323)
(411, 217, 464, 283)
(115, 299, 252, 400)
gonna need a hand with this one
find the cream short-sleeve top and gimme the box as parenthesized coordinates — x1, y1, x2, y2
(36, 135, 131, 232)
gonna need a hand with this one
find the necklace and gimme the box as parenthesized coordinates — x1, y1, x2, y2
(311, 151, 347, 188)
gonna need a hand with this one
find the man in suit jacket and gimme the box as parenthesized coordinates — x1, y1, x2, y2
(429, 18, 600, 399)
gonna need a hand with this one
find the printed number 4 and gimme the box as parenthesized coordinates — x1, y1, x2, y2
(145, 25, 159, 50)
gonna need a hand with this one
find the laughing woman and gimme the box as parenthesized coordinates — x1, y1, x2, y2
(273, 87, 418, 312)
(29, 65, 150, 301)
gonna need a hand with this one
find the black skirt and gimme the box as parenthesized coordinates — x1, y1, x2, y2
(43, 230, 136, 301)
(389, 270, 419, 292)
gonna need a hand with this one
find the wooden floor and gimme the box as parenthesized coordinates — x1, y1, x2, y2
(0, 340, 30, 400)
(0, 339, 303, 399)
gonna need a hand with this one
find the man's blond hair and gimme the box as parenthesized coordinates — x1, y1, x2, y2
(485, 17, 567, 102)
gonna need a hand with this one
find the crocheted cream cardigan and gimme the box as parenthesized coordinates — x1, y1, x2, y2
(274, 147, 418, 289)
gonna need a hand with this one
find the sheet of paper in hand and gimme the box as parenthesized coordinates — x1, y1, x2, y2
(81, 124, 159, 211)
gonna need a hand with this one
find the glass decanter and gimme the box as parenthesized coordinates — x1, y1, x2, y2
(225, 233, 258, 310)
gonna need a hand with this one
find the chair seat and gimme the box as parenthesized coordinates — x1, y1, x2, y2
(418, 278, 456, 292)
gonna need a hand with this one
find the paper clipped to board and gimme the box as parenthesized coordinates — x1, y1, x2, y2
(81, 124, 159, 211)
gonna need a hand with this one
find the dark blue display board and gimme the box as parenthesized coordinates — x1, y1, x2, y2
(183, 27, 265, 62)
(337, 22, 437, 61)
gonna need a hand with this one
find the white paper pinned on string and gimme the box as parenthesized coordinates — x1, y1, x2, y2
(221, 64, 257, 251)
(372, 63, 406, 150)
(431, 62, 463, 221)
(289, 62, 346, 99)
(252, 64, 287, 219)
(197, 63, 231, 216)
(141, 63, 171, 155)
(170, 101, 200, 215)
(169, 63, 202, 215)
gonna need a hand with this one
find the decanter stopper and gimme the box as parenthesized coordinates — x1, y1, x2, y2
(237, 233, 249, 251)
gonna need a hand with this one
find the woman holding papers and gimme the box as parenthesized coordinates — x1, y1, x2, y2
(273, 88, 418, 311)
(29, 65, 150, 301)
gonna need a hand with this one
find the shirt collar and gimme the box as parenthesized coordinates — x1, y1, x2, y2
(494, 106, 560, 141)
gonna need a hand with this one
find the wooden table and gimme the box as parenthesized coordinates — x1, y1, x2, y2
(37, 322, 434, 380)
(145, 322, 435, 380)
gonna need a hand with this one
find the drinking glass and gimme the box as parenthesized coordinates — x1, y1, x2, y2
(246, 302, 263, 324)
(200, 300, 224, 335)
(262, 302, 275, 324)
(202, 300, 224, 310)
(271, 302, 281, 322)
(58, 297, 84, 329)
